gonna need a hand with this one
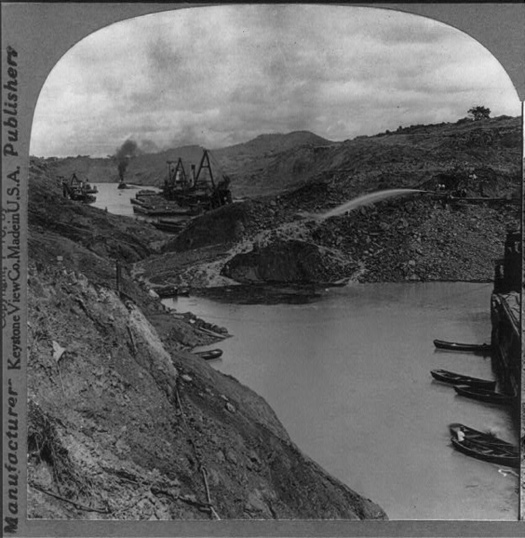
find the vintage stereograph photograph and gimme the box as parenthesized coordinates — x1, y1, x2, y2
(2, 3, 524, 536)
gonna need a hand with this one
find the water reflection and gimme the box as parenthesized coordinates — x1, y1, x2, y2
(167, 282, 517, 520)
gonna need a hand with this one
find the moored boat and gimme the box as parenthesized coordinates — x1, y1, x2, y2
(194, 349, 223, 361)
(450, 436, 519, 468)
(130, 197, 151, 208)
(430, 369, 496, 389)
(132, 204, 150, 214)
(133, 205, 193, 216)
(448, 423, 516, 450)
(453, 385, 515, 406)
(152, 221, 187, 234)
(433, 339, 491, 353)
(136, 189, 158, 196)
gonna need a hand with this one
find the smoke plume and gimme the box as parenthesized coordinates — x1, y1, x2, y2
(115, 139, 139, 180)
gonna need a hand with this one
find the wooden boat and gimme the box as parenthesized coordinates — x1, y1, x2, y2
(130, 197, 151, 208)
(194, 349, 223, 361)
(448, 423, 516, 450)
(450, 436, 519, 468)
(152, 221, 186, 234)
(133, 205, 193, 217)
(132, 204, 150, 214)
(430, 369, 496, 389)
(136, 189, 157, 197)
(433, 339, 491, 353)
(453, 385, 515, 406)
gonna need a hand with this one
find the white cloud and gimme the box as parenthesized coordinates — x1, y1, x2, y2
(30, 5, 520, 157)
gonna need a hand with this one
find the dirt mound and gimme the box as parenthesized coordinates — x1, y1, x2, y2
(163, 202, 252, 252)
(309, 197, 517, 283)
(222, 239, 358, 284)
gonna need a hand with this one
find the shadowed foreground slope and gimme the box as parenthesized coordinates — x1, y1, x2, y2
(27, 165, 387, 520)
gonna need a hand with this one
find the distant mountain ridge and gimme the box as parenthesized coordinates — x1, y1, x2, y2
(229, 131, 334, 151)
(38, 116, 521, 198)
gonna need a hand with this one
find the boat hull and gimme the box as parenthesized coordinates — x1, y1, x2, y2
(430, 369, 496, 389)
(433, 339, 491, 353)
(194, 349, 223, 361)
(448, 423, 516, 450)
(454, 385, 514, 406)
(451, 437, 519, 468)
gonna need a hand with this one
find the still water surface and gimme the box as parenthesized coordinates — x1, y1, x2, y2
(90, 182, 160, 216)
(167, 283, 518, 520)
(93, 185, 517, 519)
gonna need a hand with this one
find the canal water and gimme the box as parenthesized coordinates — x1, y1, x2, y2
(92, 184, 518, 519)
(90, 182, 161, 217)
(165, 283, 518, 520)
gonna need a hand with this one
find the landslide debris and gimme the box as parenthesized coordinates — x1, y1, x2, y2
(139, 116, 520, 288)
(140, 189, 517, 288)
(221, 239, 358, 284)
(27, 163, 387, 520)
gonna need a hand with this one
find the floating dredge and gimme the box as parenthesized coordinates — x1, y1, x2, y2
(61, 173, 97, 203)
(163, 149, 232, 210)
(131, 149, 233, 231)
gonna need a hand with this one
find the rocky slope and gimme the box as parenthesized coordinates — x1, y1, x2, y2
(27, 114, 521, 519)
(127, 116, 520, 289)
(41, 115, 520, 200)
(135, 190, 518, 289)
(27, 163, 387, 520)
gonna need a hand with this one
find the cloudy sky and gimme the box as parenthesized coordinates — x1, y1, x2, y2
(30, 4, 521, 158)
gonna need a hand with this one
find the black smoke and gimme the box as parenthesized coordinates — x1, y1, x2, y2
(115, 139, 139, 181)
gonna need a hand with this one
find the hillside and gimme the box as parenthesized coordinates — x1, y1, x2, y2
(26, 113, 521, 519)
(26, 161, 387, 520)
(40, 116, 520, 199)
(133, 116, 520, 288)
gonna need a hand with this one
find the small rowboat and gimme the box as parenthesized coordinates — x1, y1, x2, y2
(430, 369, 495, 389)
(450, 436, 519, 468)
(453, 385, 515, 406)
(433, 339, 491, 353)
(194, 349, 223, 361)
(136, 189, 158, 196)
(449, 423, 516, 450)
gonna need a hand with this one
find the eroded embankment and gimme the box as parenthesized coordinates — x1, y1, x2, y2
(27, 262, 386, 520)
(136, 194, 518, 290)
(27, 167, 387, 520)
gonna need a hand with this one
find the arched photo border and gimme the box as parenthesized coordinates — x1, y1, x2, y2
(2, 2, 524, 537)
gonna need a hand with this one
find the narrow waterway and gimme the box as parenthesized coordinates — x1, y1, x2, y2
(90, 182, 161, 216)
(166, 283, 518, 520)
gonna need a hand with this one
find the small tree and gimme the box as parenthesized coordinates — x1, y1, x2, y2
(468, 106, 491, 121)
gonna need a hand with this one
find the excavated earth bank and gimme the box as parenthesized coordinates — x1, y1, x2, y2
(27, 165, 387, 520)
(28, 117, 521, 519)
